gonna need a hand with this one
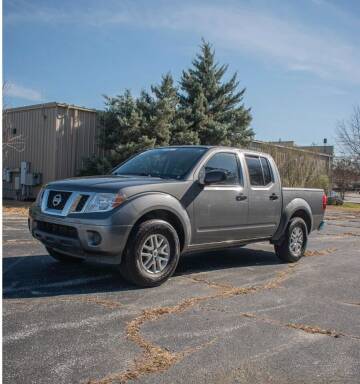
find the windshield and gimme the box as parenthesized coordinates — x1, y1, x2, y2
(112, 147, 208, 180)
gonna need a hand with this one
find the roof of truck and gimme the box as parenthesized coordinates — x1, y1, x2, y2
(154, 145, 265, 156)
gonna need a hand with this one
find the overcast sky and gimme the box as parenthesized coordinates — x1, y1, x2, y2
(3, 0, 360, 145)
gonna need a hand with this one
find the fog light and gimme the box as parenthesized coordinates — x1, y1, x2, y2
(87, 231, 102, 246)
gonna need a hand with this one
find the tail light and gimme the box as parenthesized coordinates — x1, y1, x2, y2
(322, 193, 327, 210)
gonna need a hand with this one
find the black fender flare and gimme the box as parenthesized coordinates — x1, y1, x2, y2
(272, 198, 313, 244)
(111, 192, 192, 249)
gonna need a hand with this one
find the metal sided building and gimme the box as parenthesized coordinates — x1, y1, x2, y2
(3, 102, 103, 200)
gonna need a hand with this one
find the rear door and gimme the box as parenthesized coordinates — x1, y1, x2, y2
(244, 154, 282, 238)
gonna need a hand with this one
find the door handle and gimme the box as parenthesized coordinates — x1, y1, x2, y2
(269, 193, 279, 200)
(236, 194, 247, 201)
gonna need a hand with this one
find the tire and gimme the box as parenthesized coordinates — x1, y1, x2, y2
(119, 219, 180, 287)
(46, 247, 84, 263)
(274, 217, 308, 263)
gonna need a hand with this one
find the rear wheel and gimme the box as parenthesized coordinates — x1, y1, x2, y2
(119, 219, 180, 287)
(46, 247, 84, 263)
(274, 217, 308, 263)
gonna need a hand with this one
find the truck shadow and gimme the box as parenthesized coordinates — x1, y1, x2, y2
(3, 247, 280, 299)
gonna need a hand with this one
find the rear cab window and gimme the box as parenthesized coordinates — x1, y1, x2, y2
(260, 157, 273, 185)
(245, 155, 274, 186)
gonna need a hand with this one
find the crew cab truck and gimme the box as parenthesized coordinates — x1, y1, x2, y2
(29, 146, 326, 287)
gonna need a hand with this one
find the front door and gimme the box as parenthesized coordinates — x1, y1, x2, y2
(192, 152, 249, 245)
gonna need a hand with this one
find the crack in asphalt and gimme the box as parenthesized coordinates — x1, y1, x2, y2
(342, 232, 360, 237)
(239, 313, 360, 339)
(85, 265, 297, 384)
(342, 302, 360, 307)
(304, 248, 337, 256)
(5, 256, 358, 383)
(86, 260, 360, 384)
(5, 208, 359, 383)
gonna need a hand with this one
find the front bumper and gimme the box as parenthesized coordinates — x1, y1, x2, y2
(29, 211, 132, 264)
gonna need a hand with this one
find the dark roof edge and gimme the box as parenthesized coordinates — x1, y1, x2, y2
(4, 102, 98, 113)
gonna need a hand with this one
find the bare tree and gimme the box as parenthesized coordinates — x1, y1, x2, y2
(255, 142, 330, 189)
(337, 106, 360, 168)
(2, 82, 26, 157)
(332, 157, 359, 199)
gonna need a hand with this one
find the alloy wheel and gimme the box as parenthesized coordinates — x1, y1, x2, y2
(140, 234, 170, 274)
(289, 226, 304, 256)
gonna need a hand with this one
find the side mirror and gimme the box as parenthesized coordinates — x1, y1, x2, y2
(203, 170, 226, 185)
(198, 167, 206, 185)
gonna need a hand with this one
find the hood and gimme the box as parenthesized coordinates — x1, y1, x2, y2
(47, 175, 184, 193)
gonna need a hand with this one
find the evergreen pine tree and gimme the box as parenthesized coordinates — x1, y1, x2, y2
(143, 73, 178, 146)
(80, 40, 254, 176)
(179, 40, 253, 146)
(102, 90, 155, 163)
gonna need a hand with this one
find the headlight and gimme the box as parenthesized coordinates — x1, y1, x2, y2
(85, 193, 125, 213)
(35, 187, 45, 206)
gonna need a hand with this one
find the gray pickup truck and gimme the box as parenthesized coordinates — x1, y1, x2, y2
(29, 146, 326, 287)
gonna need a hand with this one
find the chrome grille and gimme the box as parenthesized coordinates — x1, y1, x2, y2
(74, 195, 89, 212)
(47, 191, 72, 210)
(41, 190, 94, 216)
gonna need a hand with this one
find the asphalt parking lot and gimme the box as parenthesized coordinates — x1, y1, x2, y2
(3, 206, 360, 384)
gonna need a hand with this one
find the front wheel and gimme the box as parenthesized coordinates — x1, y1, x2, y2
(119, 219, 180, 287)
(274, 217, 308, 263)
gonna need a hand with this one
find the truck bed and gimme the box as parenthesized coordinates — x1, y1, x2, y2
(282, 187, 324, 231)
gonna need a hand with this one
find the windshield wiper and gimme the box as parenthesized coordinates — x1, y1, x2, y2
(114, 172, 152, 177)
(156, 174, 178, 180)
(115, 172, 178, 180)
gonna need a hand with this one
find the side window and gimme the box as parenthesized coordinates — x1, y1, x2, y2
(245, 155, 274, 186)
(245, 156, 264, 186)
(205, 153, 240, 185)
(260, 157, 273, 185)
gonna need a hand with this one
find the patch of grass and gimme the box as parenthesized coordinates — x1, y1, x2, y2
(327, 202, 360, 211)
(2, 200, 32, 216)
(342, 202, 360, 209)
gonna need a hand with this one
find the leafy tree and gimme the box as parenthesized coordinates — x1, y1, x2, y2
(179, 40, 253, 146)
